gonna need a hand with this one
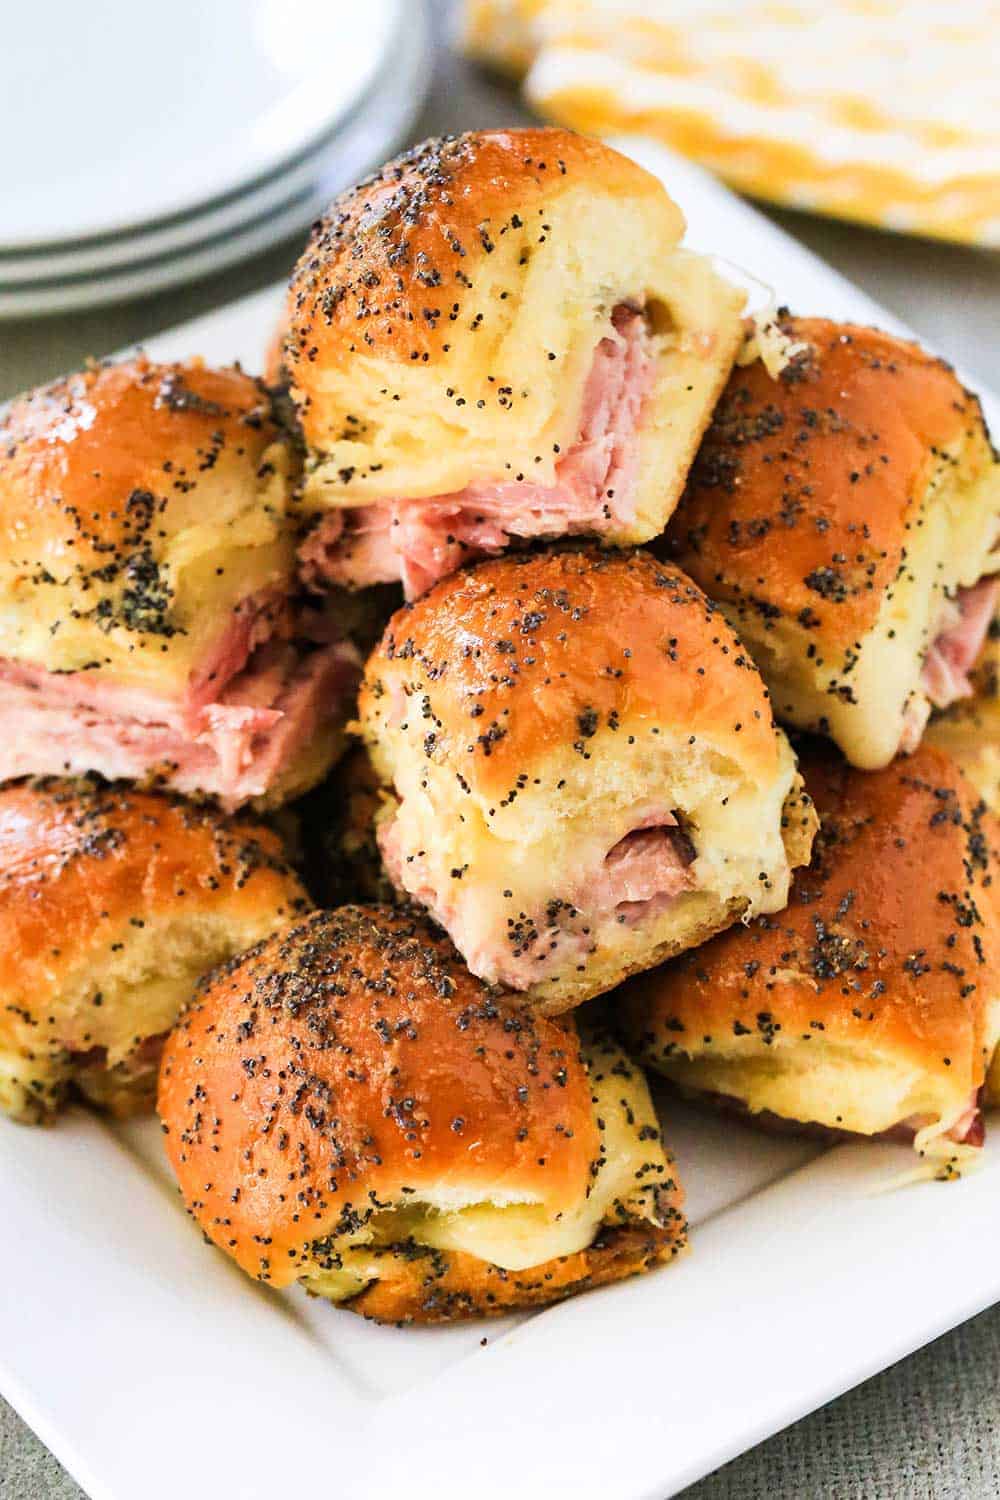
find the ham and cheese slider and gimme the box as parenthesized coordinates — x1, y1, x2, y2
(0, 358, 360, 807)
(0, 778, 308, 1123)
(158, 905, 685, 1324)
(275, 127, 745, 600)
(664, 318, 1000, 769)
(620, 743, 1000, 1173)
(357, 548, 817, 1013)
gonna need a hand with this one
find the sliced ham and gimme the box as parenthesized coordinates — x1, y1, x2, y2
(300, 303, 655, 600)
(921, 576, 1000, 710)
(598, 819, 696, 921)
(188, 589, 290, 709)
(0, 592, 360, 808)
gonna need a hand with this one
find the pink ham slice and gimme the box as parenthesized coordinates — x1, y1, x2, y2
(187, 589, 289, 709)
(0, 615, 360, 809)
(921, 576, 999, 709)
(300, 303, 655, 600)
(598, 819, 696, 922)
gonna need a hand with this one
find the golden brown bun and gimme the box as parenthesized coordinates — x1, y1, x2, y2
(621, 742, 1000, 1163)
(341, 1207, 674, 1324)
(158, 906, 684, 1323)
(0, 357, 296, 699)
(0, 779, 309, 1123)
(278, 129, 743, 543)
(665, 318, 1000, 768)
(358, 548, 816, 1011)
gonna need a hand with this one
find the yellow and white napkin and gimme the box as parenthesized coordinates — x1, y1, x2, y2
(462, 0, 1000, 248)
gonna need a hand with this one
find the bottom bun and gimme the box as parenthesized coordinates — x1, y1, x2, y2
(321, 1219, 677, 1326)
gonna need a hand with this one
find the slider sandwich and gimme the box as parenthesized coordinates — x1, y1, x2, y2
(158, 905, 685, 1323)
(665, 317, 1000, 768)
(274, 127, 745, 599)
(0, 358, 359, 806)
(357, 547, 817, 1012)
(620, 742, 1000, 1172)
(0, 778, 307, 1122)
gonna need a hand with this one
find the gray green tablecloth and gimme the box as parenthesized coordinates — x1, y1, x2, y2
(2, 5, 999, 1495)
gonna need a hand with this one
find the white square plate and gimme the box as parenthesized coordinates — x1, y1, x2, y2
(2, 140, 998, 1500)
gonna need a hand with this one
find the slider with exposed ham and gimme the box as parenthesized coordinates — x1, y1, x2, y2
(273, 127, 746, 600)
(0, 358, 361, 808)
(664, 316, 1000, 769)
(357, 548, 817, 1013)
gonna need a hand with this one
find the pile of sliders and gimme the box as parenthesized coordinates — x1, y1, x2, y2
(4, 129, 1000, 1326)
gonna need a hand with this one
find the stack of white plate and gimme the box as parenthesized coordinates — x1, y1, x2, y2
(0, 0, 430, 319)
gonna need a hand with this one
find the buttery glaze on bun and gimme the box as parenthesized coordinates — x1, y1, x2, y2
(277, 127, 745, 598)
(0, 358, 359, 807)
(664, 317, 1000, 769)
(620, 742, 1000, 1172)
(926, 615, 1000, 813)
(357, 548, 817, 1013)
(0, 779, 308, 1123)
(158, 906, 685, 1324)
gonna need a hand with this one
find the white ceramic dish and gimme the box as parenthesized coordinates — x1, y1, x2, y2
(2, 141, 998, 1500)
(0, 2, 430, 319)
(0, 0, 403, 249)
(0, 128, 375, 287)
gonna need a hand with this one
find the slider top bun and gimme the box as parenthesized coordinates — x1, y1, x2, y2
(0, 358, 295, 696)
(284, 127, 677, 389)
(0, 778, 308, 1121)
(159, 905, 607, 1288)
(278, 128, 742, 530)
(665, 317, 1000, 767)
(621, 742, 1000, 1150)
(360, 547, 784, 809)
(669, 318, 988, 647)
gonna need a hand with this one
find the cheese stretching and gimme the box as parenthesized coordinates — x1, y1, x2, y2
(620, 743, 1000, 1171)
(273, 127, 745, 600)
(158, 906, 686, 1323)
(357, 548, 817, 1013)
(0, 358, 359, 807)
(664, 317, 1000, 769)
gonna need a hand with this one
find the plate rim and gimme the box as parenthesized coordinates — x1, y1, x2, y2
(0, 0, 405, 250)
(2, 136, 998, 1500)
